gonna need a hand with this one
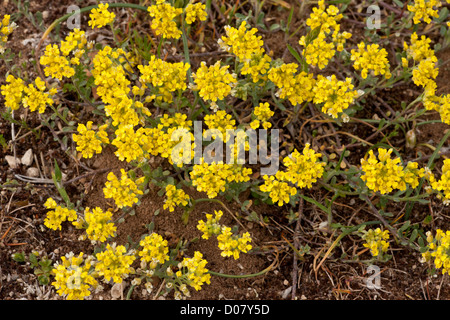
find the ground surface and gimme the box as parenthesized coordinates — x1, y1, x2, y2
(1, 0, 450, 300)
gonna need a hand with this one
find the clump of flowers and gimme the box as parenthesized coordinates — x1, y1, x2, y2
(138, 233, 170, 268)
(191, 61, 237, 111)
(43, 198, 78, 231)
(282, 143, 326, 189)
(362, 228, 390, 257)
(51, 252, 98, 300)
(259, 171, 298, 206)
(422, 229, 450, 274)
(250, 102, 274, 129)
(0, 74, 25, 110)
(72, 121, 109, 159)
(360, 148, 425, 194)
(427, 159, 450, 205)
(163, 184, 190, 212)
(217, 226, 252, 260)
(203, 110, 236, 142)
(219, 21, 264, 61)
(197, 210, 223, 239)
(94, 243, 135, 283)
(0, 14, 17, 53)
(103, 169, 144, 208)
(351, 42, 391, 79)
(21, 77, 57, 114)
(176, 251, 211, 291)
(190, 159, 252, 199)
(407, 0, 441, 24)
(299, 31, 335, 70)
(312, 74, 358, 119)
(185, 2, 207, 25)
(88, 3, 116, 29)
(73, 207, 116, 243)
(147, 2, 183, 39)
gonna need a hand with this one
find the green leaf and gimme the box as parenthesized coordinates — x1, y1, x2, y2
(11, 252, 25, 263)
(410, 229, 418, 243)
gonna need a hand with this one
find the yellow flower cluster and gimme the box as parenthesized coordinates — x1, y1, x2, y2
(217, 226, 252, 260)
(240, 52, 272, 83)
(176, 251, 211, 291)
(138, 56, 190, 103)
(219, 21, 264, 61)
(1, 75, 25, 110)
(95, 243, 135, 283)
(163, 184, 190, 212)
(299, 0, 350, 70)
(103, 169, 144, 208)
(148, 2, 183, 39)
(88, 3, 115, 29)
(268, 63, 316, 106)
(427, 159, 450, 204)
(407, 0, 441, 24)
(72, 121, 109, 159)
(362, 228, 390, 257)
(260, 171, 298, 206)
(60, 28, 88, 57)
(0, 14, 17, 53)
(51, 253, 97, 300)
(312, 74, 358, 119)
(351, 42, 391, 79)
(422, 229, 450, 274)
(44, 198, 77, 231)
(299, 31, 335, 70)
(412, 55, 438, 89)
(191, 61, 237, 110)
(360, 148, 425, 194)
(250, 102, 274, 129)
(111, 125, 147, 162)
(73, 207, 116, 243)
(185, 2, 207, 25)
(203, 110, 236, 142)
(197, 210, 223, 239)
(23, 77, 57, 114)
(190, 159, 252, 198)
(138, 233, 169, 268)
(282, 143, 326, 188)
(404, 33, 435, 62)
(92, 46, 149, 127)
(39, 44, 76, 80)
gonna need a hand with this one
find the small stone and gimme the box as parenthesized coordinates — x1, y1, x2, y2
(280, 286, 292, 299)
(111, 282, 125, 299)
(26, 167, 39, 178)
(5, 155, 20, 169)
(21, 149, 33, 166)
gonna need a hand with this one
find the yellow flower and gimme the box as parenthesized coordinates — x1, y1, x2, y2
(148, 3, 183, 39)
(299, 31, 335, 70)
(185, 2, 207, 24)
(252, 102, 274, 129)
(163, 184, 190, 212)
(412, 56, 438, 89)
(74, 207, 116, 242)
(51, 252, 97, 300)
(259, 171, 297, 206)
(362, 228, 390, 257)
(203, 110, 236, 142)
(88, 3, 115, 29)
(0, 14, 17, 53)
(422, 229, 450, 274)
(21, 77, 55, 114)
(282, 143, 326, 188)
(407, 0, 441, 24)
(360, 148, 424, 194)
(430, 159, 450, 202)
(312, 74, 357, 119)
(217, 226, 252, 259)
(197, 210, 223, 240)
(178, 251, 211, 291)
(95, 243, 135, 283)
(404, 32, 435, 62)
(103, 169, 144, 208)
(0, 74, 25, 110)
(138, 233, 169, 268)
(192, 61, 237, 105)
(73, 121, 109, 159)
(305, 0, 342, 33)
(351, 42, 391, 79)
(219, 21, 264, 61)
(44, 198, 77, 231)
(241, 53, 272, 83)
